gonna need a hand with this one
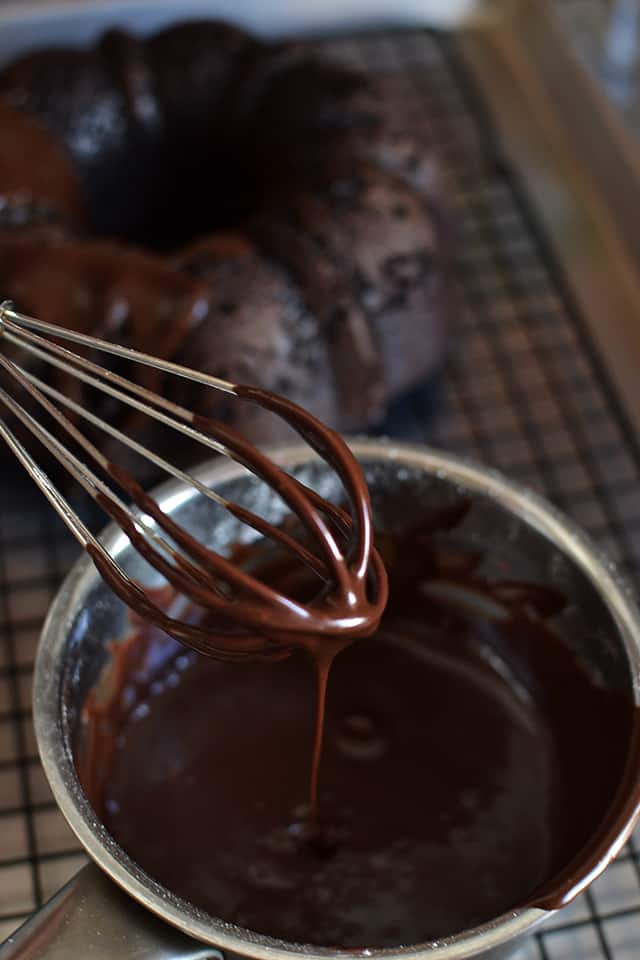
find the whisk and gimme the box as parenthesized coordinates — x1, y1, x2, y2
(0, 301, 388, 662)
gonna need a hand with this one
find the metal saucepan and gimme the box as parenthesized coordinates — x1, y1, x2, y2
(2, 441, 640, 960)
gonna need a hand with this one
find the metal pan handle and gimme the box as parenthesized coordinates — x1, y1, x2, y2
(0, 863, 218, 960)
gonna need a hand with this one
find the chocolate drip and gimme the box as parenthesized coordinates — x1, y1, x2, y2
(84, 386, 386, 651)
(80, 385, 387, 821)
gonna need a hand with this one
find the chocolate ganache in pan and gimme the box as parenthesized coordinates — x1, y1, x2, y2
(76, 487, 640, 948)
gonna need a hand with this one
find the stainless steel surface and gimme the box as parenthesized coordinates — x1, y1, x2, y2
(0, 865, 215, 959)
(17, 440, 640, 959)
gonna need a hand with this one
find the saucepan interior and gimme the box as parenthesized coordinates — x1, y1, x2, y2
(34, 441, 640, 959)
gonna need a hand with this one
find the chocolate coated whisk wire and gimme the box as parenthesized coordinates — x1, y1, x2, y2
(0, 300, 387, 660)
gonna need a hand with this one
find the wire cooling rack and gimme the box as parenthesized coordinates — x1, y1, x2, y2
(2, 17, 640, 960)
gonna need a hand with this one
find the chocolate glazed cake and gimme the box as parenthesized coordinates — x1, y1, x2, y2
(0, 21, 450, 449)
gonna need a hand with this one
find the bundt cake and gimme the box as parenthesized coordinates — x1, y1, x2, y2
(0, 21, 449, 451)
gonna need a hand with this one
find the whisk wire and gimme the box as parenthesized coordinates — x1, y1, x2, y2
(0, 354, 325, 623)
(0, 368, 185, 571)
(0, 375, 319, 652)
(13, 360, 330, 578)
(0, 304, 236, 395)
(0, 304, 352, 582)
(0, 301, 388, 657)
(0, 415, 94, 549)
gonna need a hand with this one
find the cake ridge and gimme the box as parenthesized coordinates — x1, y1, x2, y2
(0, 19, 449, 459)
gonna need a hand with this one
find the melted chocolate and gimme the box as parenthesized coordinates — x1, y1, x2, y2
(82, 385, 387, 824)
(87, 385, 387, 656)
(77, 513, 640, 947)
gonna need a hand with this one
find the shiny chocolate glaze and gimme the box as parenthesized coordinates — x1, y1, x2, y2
(77, 504, 639, 947)
(87, 386, 387, 657)
(84, 386, 387, 824)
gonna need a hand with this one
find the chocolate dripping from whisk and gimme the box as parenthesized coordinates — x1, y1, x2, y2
(0, 301, 387, 830)
(85, 386, 388, 831)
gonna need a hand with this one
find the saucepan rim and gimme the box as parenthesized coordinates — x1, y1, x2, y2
(33, 440, 640, 959)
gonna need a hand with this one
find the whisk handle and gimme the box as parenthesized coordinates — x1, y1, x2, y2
(0, 864, 216, 960)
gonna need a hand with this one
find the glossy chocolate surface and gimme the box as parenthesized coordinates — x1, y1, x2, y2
(78, 510, 638, 947)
